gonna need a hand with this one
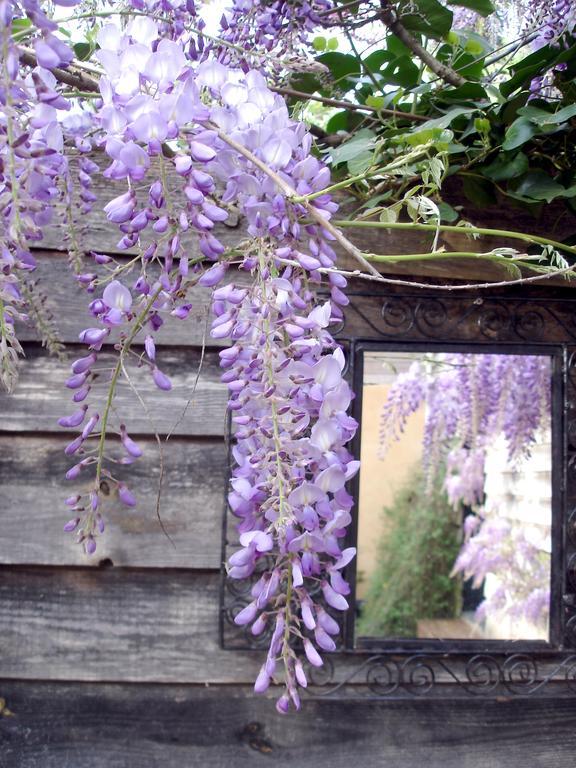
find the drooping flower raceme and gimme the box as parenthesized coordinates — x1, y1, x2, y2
(43, 17, 359, 708)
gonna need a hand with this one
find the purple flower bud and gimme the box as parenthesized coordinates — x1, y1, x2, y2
(275, 694, 290, 715)
(303, 639, 323, 667)
(198, 264, 226, 288)
(118, 483, 137, 507)
(189, 140, 216, 162)
(103, 191, 136, 224)
(82, 413, 99, 439)
(184, 186, 204, 205)
(65, 372, 88, 390)
(120, 424, 143, 458)
(152, 367, 172, 391)
(254, 664, 271, 693)
(170, 304, 192, 320)
(234, 600, 258, 626)
(65, 495, 81, 507)
(71, 353, 97, 374)
(322, 581, 349, 611)
(91, 252, 112, 265)
(251, 613, 268, 636)
(294, 659, 308, 688)
(73, 386, 91, 403)
(314, 626, 336, 652)
(58, 405, 88, 428)
(63, 517, 80, 533)
(84, 536, 97, 555)
(78, 328, 109, 349)
(66, 463, 84, 480)
(301, 596, 316, 630)
(144, 335, 156, 361)
(64, 436, 84, 456)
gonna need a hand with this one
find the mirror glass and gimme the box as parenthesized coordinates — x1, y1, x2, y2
(355, 350, 552, 643)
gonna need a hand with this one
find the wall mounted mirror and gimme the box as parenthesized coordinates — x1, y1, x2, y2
(355, 349, 553, 645)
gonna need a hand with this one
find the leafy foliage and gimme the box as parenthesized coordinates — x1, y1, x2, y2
(357, 468, 461, 638)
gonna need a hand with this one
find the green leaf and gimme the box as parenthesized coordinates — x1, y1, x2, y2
(447, 0, 494, 16)
(317, 52, 361, 89)
(380, 55, 420, 89)
(517, 103, 576, 126)
(397, 0, 453, 40)
(73, 42, 92, 61)
(502, 118, 537, 151)
(440, 84, 488, 102)
(363, 50, 394, 72)
(365, 95, 386, 109)
(462, 176, 497, 207)
(438, 202, 460, 222)
(348, 150, 375, 176)
(513, 173, 565, 203)
(325, 111, 349, 133)
(482, 152, 529, 182)
(513, 171, 576, 203)
(411, 107, 476, 132)
(329, 130, 377, 166)
(327, 37, 339, 51)
(312, 36, 326, 52)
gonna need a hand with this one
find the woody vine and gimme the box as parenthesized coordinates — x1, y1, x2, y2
(1, 0, 575, 713)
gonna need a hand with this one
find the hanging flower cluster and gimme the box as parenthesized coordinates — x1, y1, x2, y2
(14, 7, 360, 707)
(0, 0, 83, 389)
(379, 352, 552, 629)
(219, 0, 334, 60)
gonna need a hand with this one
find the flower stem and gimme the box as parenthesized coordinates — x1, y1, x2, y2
(332, 219, 576, 258)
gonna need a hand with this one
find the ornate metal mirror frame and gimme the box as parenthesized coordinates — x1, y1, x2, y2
(221, 280, 576, 699)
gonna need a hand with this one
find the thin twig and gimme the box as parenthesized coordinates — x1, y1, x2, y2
(379, 0, 466, 88)
(165, 306, 209, 441)
(271, 85, 427, 122)
(276, 258, 576, 291)
(120, 360, 175, 549)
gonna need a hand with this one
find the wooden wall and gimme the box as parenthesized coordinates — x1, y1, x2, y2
(1, 159, 576, 766)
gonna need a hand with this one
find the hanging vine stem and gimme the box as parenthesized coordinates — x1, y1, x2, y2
(331, 219, 576, 259)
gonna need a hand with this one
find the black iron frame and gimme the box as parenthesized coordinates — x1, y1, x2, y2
(220, 282, 576, 698)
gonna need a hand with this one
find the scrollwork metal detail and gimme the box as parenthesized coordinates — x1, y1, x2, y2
(305, 653, 576, 700)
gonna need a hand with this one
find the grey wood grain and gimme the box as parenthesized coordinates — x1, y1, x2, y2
(0, 346, 227, 436)
(0, 569, 261, 683)
(17, 251, 251, 347)
(1, 681, 576, 768)
(0, 435, 227, 568)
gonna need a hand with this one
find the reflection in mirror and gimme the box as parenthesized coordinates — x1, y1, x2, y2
(356, 351, 552, 643)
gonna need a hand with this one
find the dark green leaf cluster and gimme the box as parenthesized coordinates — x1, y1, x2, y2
(356, 467, 462, 638)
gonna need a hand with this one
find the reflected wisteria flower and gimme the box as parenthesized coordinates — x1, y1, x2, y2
(380, 353, 552, 630)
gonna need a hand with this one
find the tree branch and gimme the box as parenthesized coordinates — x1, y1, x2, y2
(272, 84, 427, 122)
(379, 0, 466, 88)
(19, 49, 100, 92)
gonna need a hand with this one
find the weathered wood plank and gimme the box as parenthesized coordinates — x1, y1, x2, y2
(37, 150, 576, 285)
(0, 569, 260, 683)
(0, 435, 226, 568)
(17, 251, 250, 347)
(0, 346, 227, 436)
(1, 681, 576, 768)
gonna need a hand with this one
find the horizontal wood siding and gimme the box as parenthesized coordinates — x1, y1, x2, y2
(0, 435, 226, 568)
(0, 568, 261, 683)
(0, 346, 227, 436)
(1, 681, 576, 768)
